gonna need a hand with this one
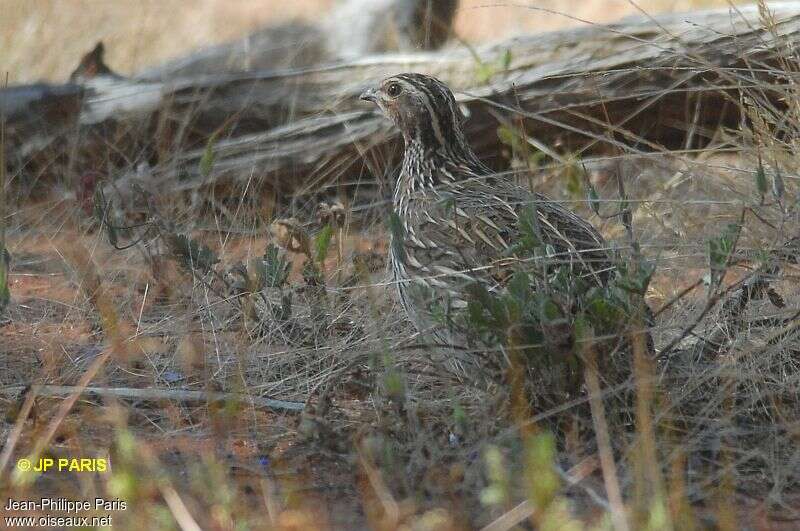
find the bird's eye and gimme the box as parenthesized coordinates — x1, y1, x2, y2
(386, 83, 402, 97)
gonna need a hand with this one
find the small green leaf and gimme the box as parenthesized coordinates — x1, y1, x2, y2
(383, 371, 406, 404)
(528, 150, 546, 168)
(708, 223, 741, 286)
(170, 234, 219, 273)
(501, 49, 513, 71)
(477, 49, 512, 83)
(429, 298, 448, 326)
(199, 132, 219, 178)
(315, 225, 334, 265)
(381, 351, 405, 404)
(480, 484, 505, 506)
(573, 315, 592, 343)
(452, 400, 467, 432)
(515, 206, 542, 254)
(480, 446, 509, 508)
(497, 125, 516, 148)
(616, 259, 655, 295)
(263, 244, 290, 288)
(475, 63, 494, 84)
(507, 270, 530, 304)
(525, 432, 560, 510)
(536, 295, 562, 323)
(497, 125, 532, 162)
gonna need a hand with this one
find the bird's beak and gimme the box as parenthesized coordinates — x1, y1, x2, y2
(360, 87, 378, 103)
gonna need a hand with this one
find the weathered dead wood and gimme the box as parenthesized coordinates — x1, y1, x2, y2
(1, 84, 83, 157)
(5, 4, 800, 203)
(0, 384, 306, 412)
(137, 0, 459, 80)
(137, 23, 326, 81)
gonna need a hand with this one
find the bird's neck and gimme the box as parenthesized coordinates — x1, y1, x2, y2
(394, 137, 483, 213)
(395, 139, 445, 216)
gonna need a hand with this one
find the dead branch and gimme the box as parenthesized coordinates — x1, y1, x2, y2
(0, 384, 306, 413)
(5, 4, 800, 204)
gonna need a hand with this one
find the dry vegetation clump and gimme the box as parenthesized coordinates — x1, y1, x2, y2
(3, 2, 800, 530)
(3, 116, 800, 528)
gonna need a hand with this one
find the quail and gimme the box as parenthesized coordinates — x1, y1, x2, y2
(360, 74, 614, 349)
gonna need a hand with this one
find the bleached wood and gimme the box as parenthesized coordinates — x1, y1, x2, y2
(4, 4, 800, 200)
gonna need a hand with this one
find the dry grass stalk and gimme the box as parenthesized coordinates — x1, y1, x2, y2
(583, 340, 629, 531)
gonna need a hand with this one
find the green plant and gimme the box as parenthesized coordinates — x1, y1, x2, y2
(474, 48, 513, 84)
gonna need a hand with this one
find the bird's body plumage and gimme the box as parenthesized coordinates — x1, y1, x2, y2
(362, 74, 614, 347)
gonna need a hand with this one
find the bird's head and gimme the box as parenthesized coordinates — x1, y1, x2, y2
(360, 73, 467, 151)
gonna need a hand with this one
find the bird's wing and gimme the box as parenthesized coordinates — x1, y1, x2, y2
(404, 168, 613, 292)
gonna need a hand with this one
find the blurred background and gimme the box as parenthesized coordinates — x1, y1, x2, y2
(4, 0, 732, 82)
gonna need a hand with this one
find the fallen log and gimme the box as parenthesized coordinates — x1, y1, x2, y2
(4, 4, 800, 204)
(137, 0, 459, 80)
(1, 83, 83, 159)
(137, 22, 326, 81)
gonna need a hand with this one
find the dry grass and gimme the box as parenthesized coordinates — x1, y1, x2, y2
(2, 146, 799, 528)
(2, 1, 800, 530)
